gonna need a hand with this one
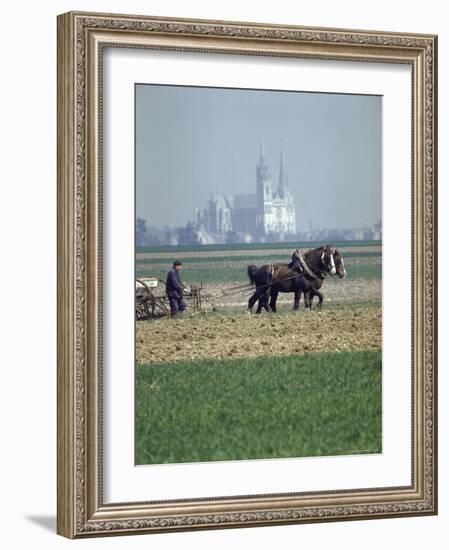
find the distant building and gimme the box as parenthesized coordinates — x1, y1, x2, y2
(195, 140, 297, 243)
(372, 221, 382, 241)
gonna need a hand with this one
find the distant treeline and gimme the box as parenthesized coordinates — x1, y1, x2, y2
(136, 218, 200, 247)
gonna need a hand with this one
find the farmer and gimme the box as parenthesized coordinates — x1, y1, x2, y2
(166, 260, 188, 316)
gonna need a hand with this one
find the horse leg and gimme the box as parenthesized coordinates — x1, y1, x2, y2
(314, 289, 324, 309)
(269, 289, 279, 313)
(254, 287, 268, 314)
(258, 290, 271, 313)
(304, 290, 312, 310)
(293, 290, 301, 310)
(256, 290, 266, 314)
(265, 291, 272, 312)
(248, 288, 260, 312)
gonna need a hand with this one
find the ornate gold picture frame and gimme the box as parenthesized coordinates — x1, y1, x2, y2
(57, 11, 437, 538)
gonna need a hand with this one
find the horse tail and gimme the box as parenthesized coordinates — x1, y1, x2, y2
(247, 265, 258, 286)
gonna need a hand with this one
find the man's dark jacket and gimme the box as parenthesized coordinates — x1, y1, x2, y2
(166, 268, 184, 298)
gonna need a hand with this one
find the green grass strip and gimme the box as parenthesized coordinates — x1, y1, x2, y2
(137, 240, 381, 254)
(136, 251, 382, 265)
(136, 263, 381, 283)
(136, 350, 382, 464)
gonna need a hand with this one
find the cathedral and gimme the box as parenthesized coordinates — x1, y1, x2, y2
(195, 140, 297, 243)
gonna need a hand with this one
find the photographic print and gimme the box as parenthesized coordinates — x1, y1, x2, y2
(135, 84, 382, 465)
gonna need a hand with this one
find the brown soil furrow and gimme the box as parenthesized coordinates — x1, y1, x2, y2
(136, 306, 382, 364)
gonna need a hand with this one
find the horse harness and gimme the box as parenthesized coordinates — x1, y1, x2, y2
(295, 249, 329, 280)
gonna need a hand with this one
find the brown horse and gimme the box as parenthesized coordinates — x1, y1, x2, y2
(247, 245, 336, 313)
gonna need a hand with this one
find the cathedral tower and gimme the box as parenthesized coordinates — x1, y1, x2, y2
(278, 144, 288, 199)
(275, 144, 296, 234)
(256, 138, 273, 236)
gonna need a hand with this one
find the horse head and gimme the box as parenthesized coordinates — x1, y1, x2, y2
(333, 249, 347, 279)
(319, 244, 336, 276)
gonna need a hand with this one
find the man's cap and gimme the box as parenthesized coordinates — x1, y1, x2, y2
(173, 260, 183, 266)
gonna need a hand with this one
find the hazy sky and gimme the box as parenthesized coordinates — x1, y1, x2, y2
(136, 84, 382, 231)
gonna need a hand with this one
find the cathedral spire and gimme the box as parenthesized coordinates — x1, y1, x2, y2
(257, 135, 270, 183)
(278, 142, 288, 198)
(259, 135, 266, 164)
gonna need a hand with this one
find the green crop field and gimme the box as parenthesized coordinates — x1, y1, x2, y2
(136, 350, 382, 464)
(136, 262, 381, 283)
(135, 251, 382, 266)
(136, 241, 382, 284)
(136, 240, 381, 255)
